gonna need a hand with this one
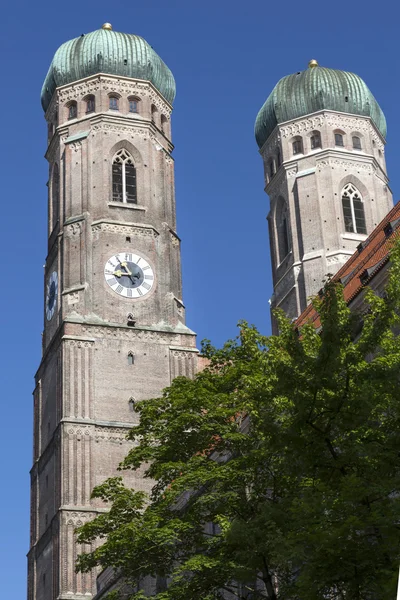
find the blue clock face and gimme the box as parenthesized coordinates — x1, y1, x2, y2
(46, 271, 58, 320)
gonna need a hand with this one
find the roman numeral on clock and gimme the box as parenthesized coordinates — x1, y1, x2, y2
(116, 285, 123, 294)
(142, 282, 151, 290)
(137, 288, 143, 296)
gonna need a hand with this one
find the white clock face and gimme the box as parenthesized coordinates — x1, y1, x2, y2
(104, 252, 155, 298)
(46, 271, 58, 321)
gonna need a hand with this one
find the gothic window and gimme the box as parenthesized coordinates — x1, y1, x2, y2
(127, 352, 135, 365)
(52, 164, 60, 229)
(352, 136, 362, 150)
(85, 95, 95, 113)
(128, 96, 140, 113)
(335, 132, 344, 147)
(292, 137, 303, 155)
(67, 102, 77, 120)
(310, 131, 322, 149)
(161, 114, 168, 134)
(128, 398, 135, 411)
(342, 183, 367, 234)
(109, 95, 119, 110)
(276, 200, 290, 263)
(112, 149, 137, 203)
(269, 159, 275, 179)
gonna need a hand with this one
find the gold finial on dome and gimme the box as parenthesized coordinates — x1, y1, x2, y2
(102, 23, 113, 30)
(308, 59, 319, 68)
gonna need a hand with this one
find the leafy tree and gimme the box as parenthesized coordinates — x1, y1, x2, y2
(77, 243, 400, 599)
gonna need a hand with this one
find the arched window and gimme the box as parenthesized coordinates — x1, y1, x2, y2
(85, 95, 95, 113)
(151, 104, 158, 124)
(109, 95, 119, 110)
(310, 131, 322, 150)
(67, 102, 77, 120)
(161, 114, 168, 134)
(52, 164, 60, 228)
(276, 148, 281, 168)
(342, 183, 366, 234)
(112, 150, 137, 203)
(292, 137, 303, 155)
(276, 200, 290, 263)
(128, 97, 140, 113)
(127, 352, 135, 365)
(335, 132, 344, 147)
(269, 159, 275, 179)
(128, 398, 135, 412)
(352, 136, 362, 150)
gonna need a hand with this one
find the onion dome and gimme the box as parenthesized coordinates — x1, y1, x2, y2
(41, 23, 175, 111)
(255, 60, 386, 149)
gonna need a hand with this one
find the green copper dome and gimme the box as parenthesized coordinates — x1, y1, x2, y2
(41, 24, 176, 111)
(255, 63, 386, 148)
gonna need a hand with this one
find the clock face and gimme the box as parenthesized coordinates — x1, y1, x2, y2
(46, 271, 58, 321)
(104, 252, 155, 298)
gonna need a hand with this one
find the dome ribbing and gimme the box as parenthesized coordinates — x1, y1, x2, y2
(255, 65, 386, 148)
(41, 26, 175, 111)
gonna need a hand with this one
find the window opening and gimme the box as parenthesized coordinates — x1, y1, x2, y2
(335, 133, 344, 147)
(52, 164, 60, 228)
(310, 132, 321, 149)
(112, 149, 137, 203)
(109, 96, 119, 110)
(161, 114, 168, 133)
(292, 137, 303, 155)
(352, 136, 362, 150)
(151, 104, 157, 123)
(68, 103, 77, 120)
(86, 96, 95, 113)
(128, 352, 135, 365)
(128, 398, 135, 412)
(277, 202, 290, 263)
(342, 183, 366, 234)
(129, 98, 139, 113)
(276, 148, 281, 167)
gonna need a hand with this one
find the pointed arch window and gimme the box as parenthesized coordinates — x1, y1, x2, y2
(128, 398, 135, 412)
(342, 183, 366, 234)
(112, 150, 137, 204)
(161, 114, 168, 134)
(151, 104, 158, 124)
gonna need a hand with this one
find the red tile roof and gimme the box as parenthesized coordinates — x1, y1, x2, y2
(295, 202, 400, 329)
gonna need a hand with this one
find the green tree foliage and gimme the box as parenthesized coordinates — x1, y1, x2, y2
(77, 243, 400, 599)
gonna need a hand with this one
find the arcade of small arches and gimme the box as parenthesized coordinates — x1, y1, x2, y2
(266, 131, 365, 184)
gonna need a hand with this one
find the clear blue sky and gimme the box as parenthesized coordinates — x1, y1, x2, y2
(1, 0, 399, 595)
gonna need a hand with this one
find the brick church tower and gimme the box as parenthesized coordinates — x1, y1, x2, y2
(255, 60, 393, 327)
(28, 23, 199, 600)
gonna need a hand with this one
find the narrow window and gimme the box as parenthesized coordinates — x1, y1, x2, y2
(335, 133, 344, 147)
(276, 200, 290, 263)
(161, 114, 168, 134)
(352, 136, 362, 150)
(276, 148, 281, 168)
(109, 96, 119, 110)
(52, 163, 60, 228)
(342, 183, 366, 234)
(310, 131, 322, 149)
(128, 398, 135, 412)
(151, 104, 158, 124)
(45, 513, 48, 527)
(68, 102, 77, 120)
(128, 352, 135, 365)
(112, 149, 137, 203)
(46, 475, 49, 488)
(269, 160, 275, 178)
(292, 137, 303, 155)
(86, 95, 95, 113)
(43, 574, 46, 586)
(128, 97, 139, 113)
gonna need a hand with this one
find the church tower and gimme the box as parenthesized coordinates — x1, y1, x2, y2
(28, 24, 199, 600)
(255, 60, 393, 327)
